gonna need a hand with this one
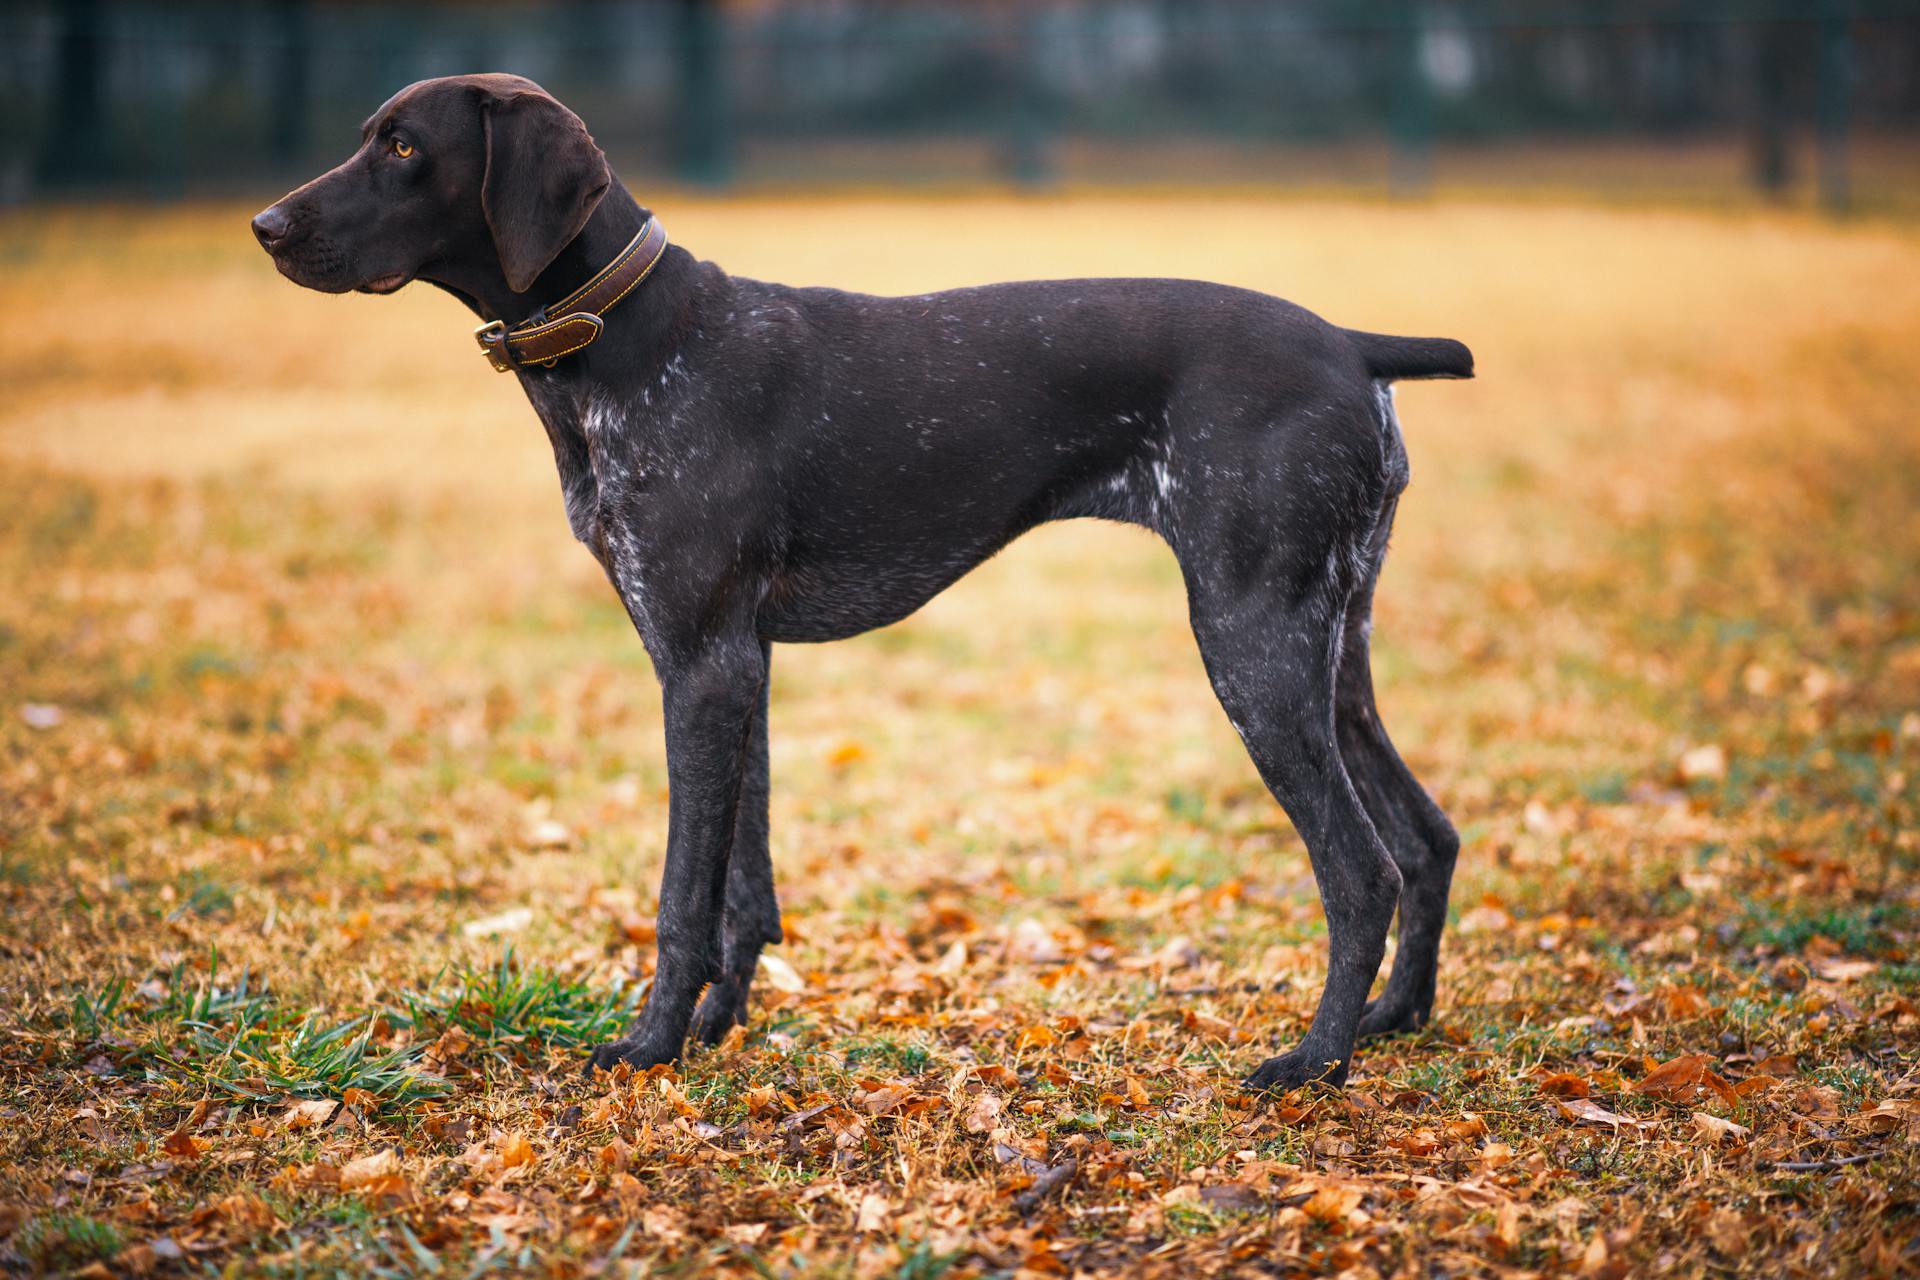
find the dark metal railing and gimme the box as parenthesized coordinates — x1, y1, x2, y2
(2, 0, 1916, 210)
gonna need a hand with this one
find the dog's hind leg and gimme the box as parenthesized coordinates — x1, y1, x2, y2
(1335, 501, 1460, 1040)
(1183, 555, 1402, 1092)
(690, 640, 784, 1045)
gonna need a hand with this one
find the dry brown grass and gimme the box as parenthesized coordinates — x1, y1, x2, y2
(1, 194, 1917, 1277)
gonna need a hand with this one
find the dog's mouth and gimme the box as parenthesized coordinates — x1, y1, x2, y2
(357, 272, 413, 295)
(262, 236, 372, 296)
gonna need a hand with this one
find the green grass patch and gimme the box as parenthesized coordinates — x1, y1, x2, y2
(62, 953, 445, 1108)
(14, 1213, 123, 1271)
(395, 949, 640, 1058)
(1742, 903, 1910, 957)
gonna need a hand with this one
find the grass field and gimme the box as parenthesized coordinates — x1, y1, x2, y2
(1, 194, 1917, 1278)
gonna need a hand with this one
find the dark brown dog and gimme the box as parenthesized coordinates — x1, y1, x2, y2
(254, 74, 1470, 1091)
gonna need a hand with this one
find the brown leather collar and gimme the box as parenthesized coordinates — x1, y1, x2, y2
(474, 217, 668, 372)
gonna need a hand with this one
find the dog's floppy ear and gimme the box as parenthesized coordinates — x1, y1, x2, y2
(480, 86, 612, 294)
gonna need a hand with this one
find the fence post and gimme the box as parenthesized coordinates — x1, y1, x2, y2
(1388, 0, 1433, 198)
(147, 13, 188, 202)
(1003, 9, 1058, 189)
(1750, 11, 1794, 196)
(675, 0, 733, 188)
(271, 0, 312, 172)
(1816, 0, 1853, 214)
(38, 0, 109, 186)
(571, 0, 619, 87)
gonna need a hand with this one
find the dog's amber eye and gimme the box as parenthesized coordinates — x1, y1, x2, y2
(391, 139, 414, 159)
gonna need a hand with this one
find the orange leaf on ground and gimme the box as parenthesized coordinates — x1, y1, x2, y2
(1855, 1099, 1920, 1135)
(1635, 1053, 1737, 1105)
(283, 1099, 337, 1131)
(826, 740, 867, 767)
(1555, 1098, 1660, 1132)
(758, 953, 806, 993)
(856, 1083, 914, 1116)
(160, 1129, 205, 1161)
(963, 1093, 1004, 1133)
(339, 1148, 399, 1189)
(1446, 1113, 1490, 1141)
(1302, 1181, 1364, 1224)
(1691, 1111, 1751, 1143)
(1538, 1072, 1591, 1098)
(854, 1190, 891, 1233)
(1393, 1128, 1441, 1156)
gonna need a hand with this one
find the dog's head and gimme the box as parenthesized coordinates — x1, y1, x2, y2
(252, 73, 611, 297)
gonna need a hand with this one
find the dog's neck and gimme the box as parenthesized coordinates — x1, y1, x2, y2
(429, 180, 687, 344)
(430, 181, 702, 548)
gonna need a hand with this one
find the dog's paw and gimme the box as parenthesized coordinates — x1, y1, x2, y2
(1355, 996, 1430, 1041)
(583, 1034, 680, 1077)
(688, 979, 748, 1046)
(1243, 1047, 1350, 1094)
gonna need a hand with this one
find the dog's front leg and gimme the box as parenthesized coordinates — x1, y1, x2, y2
(587, 635, 768, 1073)
(690, 640, 782, 1044)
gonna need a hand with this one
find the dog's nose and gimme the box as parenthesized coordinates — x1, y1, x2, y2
(251, 205, 290, 249)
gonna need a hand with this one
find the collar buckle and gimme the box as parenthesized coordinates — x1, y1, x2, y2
(473, 319, 514, 373)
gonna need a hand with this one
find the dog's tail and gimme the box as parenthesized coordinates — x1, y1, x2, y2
(1344, 330, 1474, 382)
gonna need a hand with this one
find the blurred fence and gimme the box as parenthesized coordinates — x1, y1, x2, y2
(3, 0, 1918, 210)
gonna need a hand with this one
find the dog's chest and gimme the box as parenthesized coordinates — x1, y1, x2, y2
(521, 379, 688, 631)
(524, 382, 663, 527)
(521, 379, 608, 547)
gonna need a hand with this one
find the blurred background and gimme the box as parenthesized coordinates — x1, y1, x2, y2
(4, 0, 1919, 211)
(3, 7, 1919, 1272)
